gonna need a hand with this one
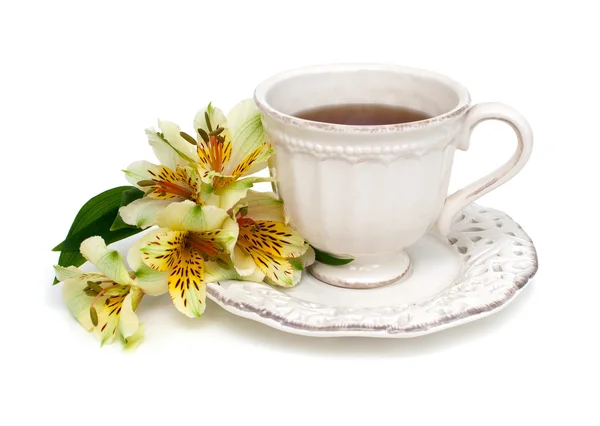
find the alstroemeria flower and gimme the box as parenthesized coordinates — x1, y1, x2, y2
(119, 100, 272, 228)
(54, 236, 168, 348)
(119, 119, 205, 229)
(191, 100, 274, 210)
(121, 160, 206, 229)
(139, 200, 238, 317)
(232, 190, 310, 287)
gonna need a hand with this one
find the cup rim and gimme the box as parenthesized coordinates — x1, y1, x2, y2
(254, 63, 471, 133)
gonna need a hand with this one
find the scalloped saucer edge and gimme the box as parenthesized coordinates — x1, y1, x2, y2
(206, 203, 538, 338)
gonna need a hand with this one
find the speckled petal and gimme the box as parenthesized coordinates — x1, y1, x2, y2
(123, 160, 161, 189)
(237, 245, 296, 287)
(140, 229, 185, 272)
(229, 142, 272, 178)
(223, 100, 266, 176)
(128, 239, 169, 296)
(168, 247, 206, 318)
(238, 221, 308, 259)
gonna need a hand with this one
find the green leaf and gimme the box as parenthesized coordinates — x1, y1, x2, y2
(312, 246, 354, 266)
(53, 186, 145, 283)
(110, 187, 145, 231)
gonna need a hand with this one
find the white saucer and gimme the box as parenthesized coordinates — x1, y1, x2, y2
(206, 203, 538, 337)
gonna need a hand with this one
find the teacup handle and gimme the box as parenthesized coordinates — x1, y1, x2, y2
(436, 102, 533, 235)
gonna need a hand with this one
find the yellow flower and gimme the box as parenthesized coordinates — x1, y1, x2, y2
(139, 201, 238, 317)
(55, 236, 168, 348)
(119, 118, 206, 229)
(232, 191, 311, 287)
(191, 100, 274, 209)
(119, 100, 272, 228)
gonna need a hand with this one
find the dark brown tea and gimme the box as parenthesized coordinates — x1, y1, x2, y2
(294, 103, 431, 125)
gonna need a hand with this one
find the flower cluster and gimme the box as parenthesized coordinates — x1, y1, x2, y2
(54, 100, 313, 348)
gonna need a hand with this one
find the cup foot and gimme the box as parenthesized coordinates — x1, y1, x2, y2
(308, 251, 411, 289)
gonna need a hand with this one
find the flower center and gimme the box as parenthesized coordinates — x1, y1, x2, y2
(208, 135, 225, 173)
(212, 175, 237, 189)
(237, 216, 256, 228)
(185, 233, 220, 256)
(155, 180, 194, 198)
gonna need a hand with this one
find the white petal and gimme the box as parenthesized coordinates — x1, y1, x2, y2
(209, 187, 250, 211)
(146, 124, 197, 170)
(54, 265, 82, 281)
(241, 267, 266, 283)
(146, 128, 178, 170)
(122, 324, 144, 351)
(118, 197, 172, 229)
(224, 100, 265, 175)
(210, 176, 273, 210)
(226, 99, 260, 136)
(54, 265, 103, 282)
(291, 268, 302, 286)
(80, 237, 133, 285)
(204, 260, 239, 282)
(300, 246, 316, 267)
(220, 217, 240, 255)
(156, 200, 230, 232)
(158, 120, 199, 165)
(193, 104, 227, 135)
(126, 238, 145, 271)
(232, 246, 258, 276)
(123, 160, 160, 187)
(241, 190, 285, 222)
(204, 257, 265, 283)
(134, 268, 169, 296)
(62, 277, 94, 331)
(240, 158, 270, 177)
(118, 291, 141, 341)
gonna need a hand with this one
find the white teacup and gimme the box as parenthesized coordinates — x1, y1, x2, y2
(254, 64, 532, 289)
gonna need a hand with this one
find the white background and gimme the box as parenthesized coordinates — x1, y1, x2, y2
(2, 1, 599, 425)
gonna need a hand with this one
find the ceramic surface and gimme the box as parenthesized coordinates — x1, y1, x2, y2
(206, 203, 537, 337)
(254, 64, 533, 288)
